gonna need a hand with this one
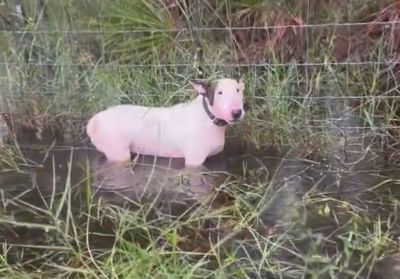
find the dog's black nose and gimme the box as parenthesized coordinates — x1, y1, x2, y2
(231, 109, 242, 119)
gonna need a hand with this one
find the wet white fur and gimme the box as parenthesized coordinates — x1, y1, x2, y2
(86, 78, 245, 166)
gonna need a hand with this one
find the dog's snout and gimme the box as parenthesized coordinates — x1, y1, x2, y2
(231, 109, 242, 119)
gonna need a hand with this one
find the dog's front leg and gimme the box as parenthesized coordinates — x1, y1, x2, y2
(182, 149, 211, 190)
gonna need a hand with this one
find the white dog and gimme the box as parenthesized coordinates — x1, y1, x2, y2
(86, 78, 245, 166)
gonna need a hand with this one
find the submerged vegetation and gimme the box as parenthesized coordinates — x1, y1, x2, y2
(1, 0, 400, 278)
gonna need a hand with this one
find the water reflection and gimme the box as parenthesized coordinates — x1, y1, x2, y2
(89, 153, 225, 212)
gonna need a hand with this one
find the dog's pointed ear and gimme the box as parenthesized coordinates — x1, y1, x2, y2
(234, 75, 245, 91)
(189, 80, 209, 95)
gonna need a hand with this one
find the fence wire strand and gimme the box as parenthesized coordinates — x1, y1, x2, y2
(3, 20, 400, 34)
(0, 61, 400, 68)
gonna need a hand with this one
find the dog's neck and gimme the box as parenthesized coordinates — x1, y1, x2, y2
(201, 96, 228, 127)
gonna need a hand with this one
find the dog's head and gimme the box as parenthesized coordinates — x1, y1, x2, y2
(190, 77, 245, 124)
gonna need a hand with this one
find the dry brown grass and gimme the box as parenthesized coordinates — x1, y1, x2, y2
(233, 9, 306, 63)
(226, 1, 400, 64)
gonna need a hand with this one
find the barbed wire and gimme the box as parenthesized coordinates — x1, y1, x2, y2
(252, 96, 400, 100)
(7, 141, 400, 153)
(247, 124, 400, 130)
(4, 93, 400, 100)
(1, 107, 398, 129)
(0, 20, 398, 69)
(2, 20, 400, 34)
(2, 114, 399, 131)
(0, 21, 400, 140)
(31, 95, 400, 100)
(0, 61, 399, 68)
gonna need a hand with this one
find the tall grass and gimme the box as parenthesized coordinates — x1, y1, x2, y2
(0, 0, 398, 148)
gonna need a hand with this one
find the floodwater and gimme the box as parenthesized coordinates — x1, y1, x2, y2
(1, 127, 400, 278)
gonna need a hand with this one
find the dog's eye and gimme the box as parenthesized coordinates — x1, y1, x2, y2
(236, 88, 239, 93)
(218, 91, 223, 95)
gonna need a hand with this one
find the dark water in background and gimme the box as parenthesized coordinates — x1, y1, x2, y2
(1, 127, 400, 277)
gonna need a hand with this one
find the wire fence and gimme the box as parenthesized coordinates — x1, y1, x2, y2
(2, 20, 400, 33)
(1, 61, 400, 67)
(2, 19, 400, 66)
(1, 13, 400, 145)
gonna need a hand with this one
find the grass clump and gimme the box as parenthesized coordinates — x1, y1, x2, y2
(101, 0, 186, 64)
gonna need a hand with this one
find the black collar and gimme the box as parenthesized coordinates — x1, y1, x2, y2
(202, 96, 228, 127)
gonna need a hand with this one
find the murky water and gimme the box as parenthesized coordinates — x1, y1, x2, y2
(1, 128, 400, 277)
